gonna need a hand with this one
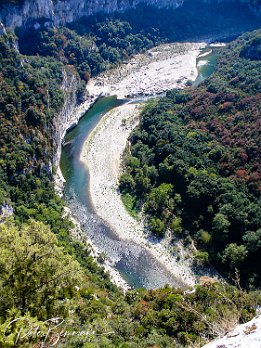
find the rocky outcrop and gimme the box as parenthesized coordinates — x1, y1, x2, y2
(52, 65, 101, 195)
(0, 204, 13, 223)
(0, 0, 260, 31)
(53, 66, 79, 169)
(0, 0, 183, 30)
(201, 314, 261, 348)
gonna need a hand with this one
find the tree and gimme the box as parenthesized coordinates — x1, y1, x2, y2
(222, 243, 248, 270)
(171, 217, 182, 234)
(149, 218, 165, 237)
(119, 173, 135, 192)
(0, 219, 83, 319)
(197, 230, 212, 244)
(145, 183, 174, 215)
(212, 213, 231, 235)
(242, 229, 261, 253)
(25, 107, 44, 126)
(193, 251, 209, 267)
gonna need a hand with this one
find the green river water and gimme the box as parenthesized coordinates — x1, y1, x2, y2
(60, 46, 220, 289)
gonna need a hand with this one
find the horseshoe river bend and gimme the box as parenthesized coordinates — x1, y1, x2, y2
(59, 42, 222, 290)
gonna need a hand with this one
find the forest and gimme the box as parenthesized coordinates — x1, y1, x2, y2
(0, 2, 260, 346)
(120, 30, 261, 289)
(1, 220, 259, 347)
(16, 0, 261, 81)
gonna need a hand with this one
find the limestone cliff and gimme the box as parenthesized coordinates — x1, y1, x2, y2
(0, 0, 183, 30)
(201, 314, 261, 348)
(0, 0, 260, 31)
(53, 66, 79, 169)
(52, 65, 101, 195)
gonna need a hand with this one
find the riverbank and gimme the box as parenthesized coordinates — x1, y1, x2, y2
(59, 41, 211, 290)
(54, 93, 102, 197)
(62, 206, 131, 291)
(80, 42, 211, 288)
(81, 103, 197, 286)
(87, 42, 206, 98)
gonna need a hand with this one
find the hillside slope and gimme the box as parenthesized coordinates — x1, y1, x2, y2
(120, 30, 261, 288)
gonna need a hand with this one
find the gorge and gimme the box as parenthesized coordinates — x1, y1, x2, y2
(0, 0, 261, 347)
(60, 43, 221, 290)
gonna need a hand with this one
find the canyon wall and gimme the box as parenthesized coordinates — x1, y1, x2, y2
(0, 0, 183, 30)
(0, 0, 259, 32)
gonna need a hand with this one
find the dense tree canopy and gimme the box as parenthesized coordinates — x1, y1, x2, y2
(0, 218, 259, 347)
(0, 219, 83, 320)
(120, 30, 261, 288)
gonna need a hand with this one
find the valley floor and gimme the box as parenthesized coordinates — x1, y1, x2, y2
(79, 42, 212, 288)
(87, 42, 206, 98)
(81, 102, 197, 287)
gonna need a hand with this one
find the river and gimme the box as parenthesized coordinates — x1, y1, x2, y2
(60, 46, 221, 290)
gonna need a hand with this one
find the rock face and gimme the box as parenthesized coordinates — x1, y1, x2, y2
(0, 0, 183, 30)
(53, 66, 79, 168)
(0, 0, 260, 31)
(201, 314, 261, 348)
(53, 66, 98, 167)
(0, 204, 13, 223)
(52, 65, 101, 195)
